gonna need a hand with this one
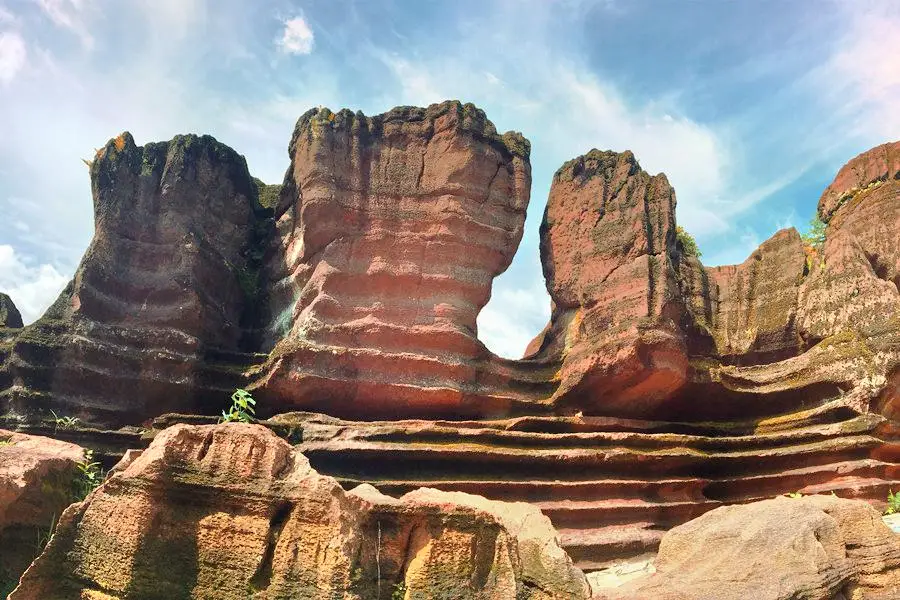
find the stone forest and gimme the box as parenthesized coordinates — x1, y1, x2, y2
(1, 100, 900, 599)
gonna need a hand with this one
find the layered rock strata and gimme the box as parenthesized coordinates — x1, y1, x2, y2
(256, 101, 546, 419)
(275, 408, 900, 573)
(0, 133, 270, 427)
(0, 430, 84, 592)
(596, 495, 900, 600)
(527, 150, 686, 417)
(11, 423, 589, 599)
(0, 104, 898, 578)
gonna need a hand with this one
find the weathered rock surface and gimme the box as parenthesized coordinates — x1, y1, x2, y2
(528, 150, 686, 417)
(0, 294, 22, 329)
(0, 430, 84, 593)
(596, 495, 900, 600)
(0, 132, 270, 427)
(530, 141, 899, 422)
(11, 423, 588, 599)
(257, 100, 544, 419)
(819, 140, 900, 222)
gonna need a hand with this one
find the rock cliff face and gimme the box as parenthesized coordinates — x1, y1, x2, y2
(257, 101, 541, 419)
(10, 423, 588, 599)
(0, 294, 23, 329)
(528, 150, 687, 417)
(0, 133, 269, 426)
(818, 140, 900, 221)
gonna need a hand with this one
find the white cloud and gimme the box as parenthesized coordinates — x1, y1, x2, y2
(279, 16, 314, 55)
(34, 0, 94, 49)
(0, 244, 68, 324)
(0, 31, 26, 84)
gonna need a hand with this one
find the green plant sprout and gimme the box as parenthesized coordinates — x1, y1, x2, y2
(221, 388, 257, 423)
(50, 409, 81, 432)
(72, 449, 104, 502)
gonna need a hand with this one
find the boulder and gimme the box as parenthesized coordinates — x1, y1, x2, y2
(597, 495, 900, 600)
(0, 294, 22, 329)
(0, 430, 85, 593)
(10, 423, 588, 599)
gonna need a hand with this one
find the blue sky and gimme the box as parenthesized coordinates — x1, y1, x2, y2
(0, 0, 898, 357)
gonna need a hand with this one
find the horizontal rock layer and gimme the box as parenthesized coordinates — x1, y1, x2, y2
(274, 408, 900, 572)
(11, 423, 588, 599)
(0, 107, 898, 574)
(256, 100, 546, 419)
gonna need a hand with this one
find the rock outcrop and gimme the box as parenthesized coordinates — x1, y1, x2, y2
(1, 103, 898, 578)
(595, 495, 900, 600)
(527, 149, 686, 417)
(0, 133, 270, 427)
(0, 294, 22, 329)
(11, 423, 588, 599)
(256, 101, 543, 419)
(0, 430, 84, 593)
(818, 140, 900, 221)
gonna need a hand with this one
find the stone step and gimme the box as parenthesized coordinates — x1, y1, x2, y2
(557, 524, 665, 571)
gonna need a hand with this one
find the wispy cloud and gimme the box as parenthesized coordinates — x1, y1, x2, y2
(34, 0, 95, 49)
(0, 31, 26, 84)
(818, 2, 900, 141)
(279, 16, 314, 55)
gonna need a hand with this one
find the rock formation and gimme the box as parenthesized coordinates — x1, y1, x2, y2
(527, 149, 687, 417)
(0, 294, 23, 329)
(10, 423, 589, 599)
(256, 101, 543, 419)
(0, 133, 270, 427)
(595, 495, 900, 600)
(0, 430, 84, 593)
(0, 102, 898, 577)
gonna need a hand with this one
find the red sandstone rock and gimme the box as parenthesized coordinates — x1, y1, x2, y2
(680, 228, 807, 364)
(11, 423, 588, 599)
(596, 495, 900, 600)
(1, 133, 269, 426)
(0, 430, 84, 588)
(272, 407, 900, 574)
(256, 100, 542, 419)
(530, 150, 687, 417)
(1, 107, 899, 581)
(819, 140, 900, 221)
